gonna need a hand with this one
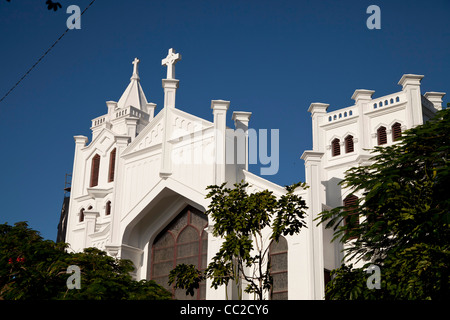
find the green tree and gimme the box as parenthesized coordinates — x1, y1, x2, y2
(318, 107, 450, 300)
(169, 181, 308, 300)
(0, 221, 172, 300)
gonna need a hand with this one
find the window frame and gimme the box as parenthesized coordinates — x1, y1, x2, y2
(90, 154, 101, 187)
(392, 122, 402, 142)
(344, 135, 354, 153)
(377, 126, 387, 145)
(150, 207, 208, 300)
(108, 148, 116, 183)
(269, 236, 288, 300)
(331, 138, 341, 157)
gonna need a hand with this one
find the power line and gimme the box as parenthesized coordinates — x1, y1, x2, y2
(0, 0, 97, 104)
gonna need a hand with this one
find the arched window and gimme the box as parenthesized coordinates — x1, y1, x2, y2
(331, 138, 340, 157)
(392, 122, 402, 141)
(79, 208, 85, 223)
(345, 135, 354, 153)
(377, 126, 387, 145)
(108, 148, 116, 182)
(90, 154, 100, 187)
(269, 236, 288, 300)
(151, 207, 208, 300)
(105, 201, 111, 216)
(343, 195, 359, 240)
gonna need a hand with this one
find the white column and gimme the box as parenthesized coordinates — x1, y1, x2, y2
(301, 150, 325, 299)
(211, 100, 230, 185)
(66, 136, 88, 246)
(106, 101, 117, 121)
(398, 74, 424, 127)
(83, 211, 99, 247)
(232, 111, 252, 181)
(206, 100, 230, 300)
(307, 103, 329, 152)
(108, 135, 130, 250)
(351, 89, 375, 152)
(160, 79, 179, 178)
(146, 102, 157, 120)
(424, 92, 446, 111)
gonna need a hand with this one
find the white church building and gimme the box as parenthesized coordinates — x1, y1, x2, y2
(61, 49, 445, 300)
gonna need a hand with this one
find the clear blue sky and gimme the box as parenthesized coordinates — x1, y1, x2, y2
(0, 0, 448, 241)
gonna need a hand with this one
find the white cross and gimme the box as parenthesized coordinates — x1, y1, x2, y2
(161, 48, 181, 79)
(132, 57, 140, 79)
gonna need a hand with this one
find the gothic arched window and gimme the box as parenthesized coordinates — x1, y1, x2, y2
(345, 135, 354, 153)
(392, 122, 402, 141)
(331, 138, 341, 157)
(151, 206, 208, 300)
(269, 236, 288, 300)
(105, 201, 111, 216)
(108, 148, 116, 182)
(90, 154, 101, 187)
(79, 208, 85, 223)
(377, 126, 387, 145)
(343, 194, 359, 240)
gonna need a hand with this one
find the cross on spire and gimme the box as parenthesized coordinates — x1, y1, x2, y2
(131, 57, 140, 80)
(161, 48, 182, 79)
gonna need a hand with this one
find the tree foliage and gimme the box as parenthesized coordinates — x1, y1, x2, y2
(169, 181, 308, 300)
(5, 0, 62, 11)
(318, 107, 450, 300)
(0, 221, 172, 300)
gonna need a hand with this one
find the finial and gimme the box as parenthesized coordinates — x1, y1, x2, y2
(131, 57, 140, 80)
(161, 48, 181, 79)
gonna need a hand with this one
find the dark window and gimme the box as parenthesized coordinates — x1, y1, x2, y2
(79, 208, 85, 223)
(108, 148, 116, 182)
(151, 206, 208, 300)
(345, 135, 354, 153)
(90, 154, 100, 187)
(269, 236, 288, 300)
(105, 201, 111, 216)
(331, 138, 340, 157)
(343, 195, 359, 240)
(392, 122, 402, 141)
(377, 126, 387, 145)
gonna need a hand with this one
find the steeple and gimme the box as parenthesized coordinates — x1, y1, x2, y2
(117, 57, 149, 111)
(161, 48, 181, 109)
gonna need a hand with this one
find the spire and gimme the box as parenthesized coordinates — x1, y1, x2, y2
(117, 57, 148, 111)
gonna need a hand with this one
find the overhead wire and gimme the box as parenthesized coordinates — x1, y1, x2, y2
(0, 0, 97, 104)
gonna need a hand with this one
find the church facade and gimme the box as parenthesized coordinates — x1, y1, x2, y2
(62, 49, 445, 300)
